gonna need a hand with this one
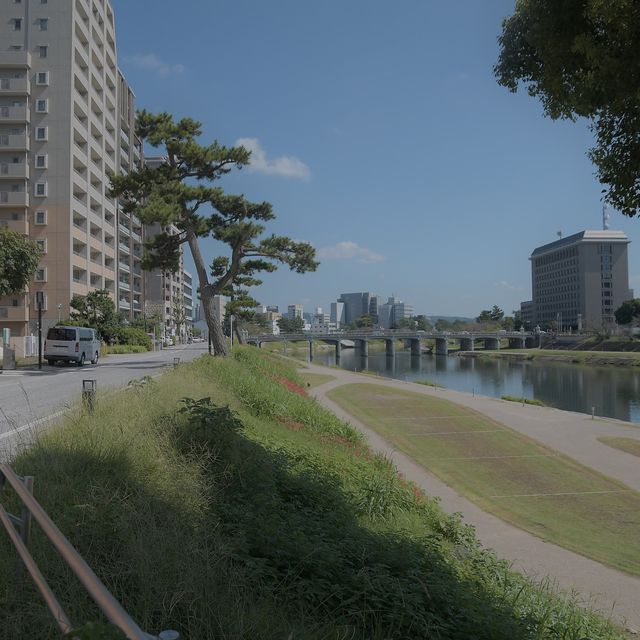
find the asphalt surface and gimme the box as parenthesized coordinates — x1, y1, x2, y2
(0, 342, 208, 456)
(304, 361, 640, 632)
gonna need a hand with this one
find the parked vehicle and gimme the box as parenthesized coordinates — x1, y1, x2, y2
(44, 326, 101, 366)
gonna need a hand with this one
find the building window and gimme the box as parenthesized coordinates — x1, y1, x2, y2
(39, 18, 48, 31)
(36, 71, 49, 85)
(34, 210, 47, 224)
(34, 268, 47, 282)
(36, 238, 47, 253)
(35, 126, 48, 140)
(35, 153, 47, 168)
(36, 99, 48, 113)
(39, 45, 48, 58)
(13, 18, 22, 31)
(34, 182, 47, 197)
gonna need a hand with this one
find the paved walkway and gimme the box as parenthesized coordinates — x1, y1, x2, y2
(302, 362, 640, 631)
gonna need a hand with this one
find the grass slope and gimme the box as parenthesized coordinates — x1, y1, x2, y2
(0, 350, 625, 639)
(598, 436, 640, 458)
(327, 383, 640, 575)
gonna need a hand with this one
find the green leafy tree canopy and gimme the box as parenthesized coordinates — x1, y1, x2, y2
(109, 111, 318, 356)
(495, 0, 640, 216)
(0, 228, 42, 297)
(69, 289, 122, 344)
(615, 299, 640, 325)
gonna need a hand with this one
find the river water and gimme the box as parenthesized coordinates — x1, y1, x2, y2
(310, 348, 640, 424)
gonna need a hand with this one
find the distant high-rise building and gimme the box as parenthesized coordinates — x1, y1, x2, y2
(378, 296, 414, 328)
(330, 301, 345, 327)
(337, 292, 377, 325)
(526, 230, 632, 330)
(288, 304, 303, 319)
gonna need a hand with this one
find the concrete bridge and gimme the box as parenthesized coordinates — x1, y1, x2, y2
(247, 330, 539, 362)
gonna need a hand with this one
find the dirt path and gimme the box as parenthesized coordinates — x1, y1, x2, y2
(304, 363, 640, 631)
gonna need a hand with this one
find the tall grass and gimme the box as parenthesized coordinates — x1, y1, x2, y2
(0, 348, 626, 639)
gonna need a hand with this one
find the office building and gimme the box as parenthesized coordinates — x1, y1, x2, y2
(378, 296, 415, 329)
(330, 301, 345, 327)
(288, 304, 303, 320)
(337, 292, 379, 325)
(0, 0, 142, 354)
(527, 230, 632, 330)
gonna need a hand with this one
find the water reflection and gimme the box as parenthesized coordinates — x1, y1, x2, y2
(311, 347, 640, 423)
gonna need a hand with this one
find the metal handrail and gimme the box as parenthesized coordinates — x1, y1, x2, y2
(0, 463, 177, 639)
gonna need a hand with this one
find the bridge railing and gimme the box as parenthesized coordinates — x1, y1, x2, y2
(0, 463, 179, 640)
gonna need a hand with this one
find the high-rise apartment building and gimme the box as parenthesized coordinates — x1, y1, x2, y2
(0, 0, 142, 352)
(287, 304, 303, 320)
(378, 296, 414, 329)
(526, 230, 632, 330)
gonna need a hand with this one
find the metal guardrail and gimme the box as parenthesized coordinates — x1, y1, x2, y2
(0, 463, 179, 639)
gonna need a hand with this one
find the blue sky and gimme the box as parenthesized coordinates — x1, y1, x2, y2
(111, 0, 639, 318)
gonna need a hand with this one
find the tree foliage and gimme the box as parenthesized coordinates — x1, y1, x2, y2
(0, 228, 42, 297)
(277, 316, 305, 333)
(356, 314, 374, 328)
(495, 0, 640, 216)
(69, 289, 121, 344)
(615, 299, 640, 325)
(109, 111, 318, 356)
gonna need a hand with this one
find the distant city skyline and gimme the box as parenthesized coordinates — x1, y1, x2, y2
(111, 1, 639, 317)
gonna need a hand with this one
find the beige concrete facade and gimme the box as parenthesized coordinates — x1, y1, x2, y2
(0, 0, 138, 355)
(529, 230, 632, 331)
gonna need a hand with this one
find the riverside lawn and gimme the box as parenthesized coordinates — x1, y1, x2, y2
(326, 383, 640, 575)
(0, 348, 626, 639)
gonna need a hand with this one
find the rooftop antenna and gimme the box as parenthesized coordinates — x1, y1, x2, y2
(557, 230, 562, 239)
(602, 203, 610, 230)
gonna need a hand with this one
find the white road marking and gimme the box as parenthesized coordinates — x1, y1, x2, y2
(406, 429, 506, 436)
(490, 489, 630, 498)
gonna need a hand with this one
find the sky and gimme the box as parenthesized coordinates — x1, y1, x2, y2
(110, 0, 640, 318)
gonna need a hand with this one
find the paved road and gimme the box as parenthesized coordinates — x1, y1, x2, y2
(0, 343, 208, 456)
(304, 362, 640, 631)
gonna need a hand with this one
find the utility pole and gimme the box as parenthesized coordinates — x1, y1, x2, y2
(36, 292, 44, 370)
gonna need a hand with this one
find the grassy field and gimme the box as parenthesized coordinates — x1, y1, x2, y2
(299, 372, 335, 388)
(482, 348, 640, 365)
(598, 436, 640, 458)
(326, 383, 640, 575)
(0, 351, 627, 639)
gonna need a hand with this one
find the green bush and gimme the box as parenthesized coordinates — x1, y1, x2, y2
(112, 327, 152, 349)
(105, 344, 148, 354)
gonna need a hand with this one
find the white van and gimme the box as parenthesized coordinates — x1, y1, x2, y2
(44, 326, 101, 366)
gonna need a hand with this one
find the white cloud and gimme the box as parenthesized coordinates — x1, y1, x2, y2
(494, 280, 524, 292)
(125, 53, 185, 77)
(317, 241, 385, 264)
(235, 137, 310, 180)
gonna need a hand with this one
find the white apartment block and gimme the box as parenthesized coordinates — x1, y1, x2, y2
(0, 0, 142, 351)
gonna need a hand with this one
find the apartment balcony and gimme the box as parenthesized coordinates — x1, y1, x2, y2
(0, 77, 29, 96)
(0, 305, 28, 321)
(118, 280, 130, 292)
(0, 105, 29, 123)
(0, 191, 29, 207)
(0, 162, 29, 179)
(0, 134, 29, 151)
(118, 260, 130, 273)
(0, 218, 28, 234)
(131, 230, 141, 243)
(0, 51, 31, 69)
(118, 242, 130, 255)
(118, 297, 131, 310)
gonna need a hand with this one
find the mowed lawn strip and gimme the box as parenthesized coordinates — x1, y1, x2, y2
(300, 372, 335, 388)
(598, 436, 640, 458)
(327, 383, 640, 575)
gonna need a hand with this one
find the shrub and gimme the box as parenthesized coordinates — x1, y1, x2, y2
(112, 327, 152, 349)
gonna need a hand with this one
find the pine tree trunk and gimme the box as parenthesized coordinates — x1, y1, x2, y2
(184, 226, 227, 356)
(234, 323, 245, 345)
(202, 289, 227, 356)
